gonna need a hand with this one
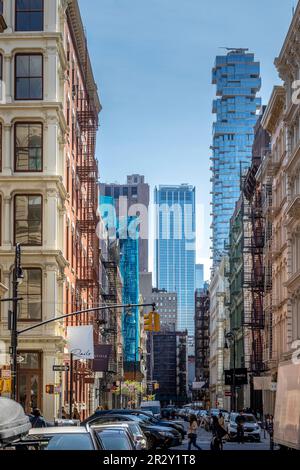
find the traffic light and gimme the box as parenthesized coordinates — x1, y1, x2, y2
(144, 312, 154, 331)
(154, 312, 160, 332)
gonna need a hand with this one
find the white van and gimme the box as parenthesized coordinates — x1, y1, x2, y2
(140, 401, 161, 418)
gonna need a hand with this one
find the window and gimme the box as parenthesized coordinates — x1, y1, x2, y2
(15, 54, 43, 100)
(15, 123, 42, 171)
(15, 0, 44, 32)
(131, 186, 137, 196)
(18, 269, 42, 321)
(105, 187, 111, 197)
(14, 195, 42, 245)
(0, 1, 3, 15)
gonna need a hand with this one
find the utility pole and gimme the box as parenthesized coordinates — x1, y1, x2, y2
(233, 335, 236, 412)
(69, 353, 74, 419)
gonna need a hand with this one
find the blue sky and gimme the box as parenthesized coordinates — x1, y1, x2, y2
(79, 0, 293, 279)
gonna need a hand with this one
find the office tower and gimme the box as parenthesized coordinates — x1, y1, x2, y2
(151, 289, 177, 332)
(211, 48, 261, 269)
(195, 264, 204, 289)
(155, 185, 196, 344)
(100, 175, 150, 273)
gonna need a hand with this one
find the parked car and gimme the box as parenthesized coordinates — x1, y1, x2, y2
(15, 425, 136, 450)
(96, 422, 148, 450)
(140, 401, 161, 418)
(129, 410, 185, 439)
(82, 409, 185, 439)
(82, 413, 181, 449)
(228, 413, 261, 442)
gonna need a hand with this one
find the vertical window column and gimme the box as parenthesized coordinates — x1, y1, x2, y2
(3, 195, 11, 246)
(2, 123, 12, 174)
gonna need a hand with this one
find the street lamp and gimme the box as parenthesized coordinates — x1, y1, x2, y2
(225, 328, 239, 412)
(11, 244, 24, 401)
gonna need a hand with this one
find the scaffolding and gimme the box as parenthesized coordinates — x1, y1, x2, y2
(119, 217, 140, 367)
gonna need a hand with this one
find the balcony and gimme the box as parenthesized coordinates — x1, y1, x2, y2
(286, 195, 300, 220)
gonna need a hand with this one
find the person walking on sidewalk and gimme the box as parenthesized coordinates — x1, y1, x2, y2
(236, 411, 246, 444)
(187, 414, 202, 450)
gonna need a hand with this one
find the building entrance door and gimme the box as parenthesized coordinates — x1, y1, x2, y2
(18, 351, 42, 413)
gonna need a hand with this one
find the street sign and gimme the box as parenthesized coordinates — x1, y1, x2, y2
(224, 368, 248, 385)
(53, 365, 70, 372)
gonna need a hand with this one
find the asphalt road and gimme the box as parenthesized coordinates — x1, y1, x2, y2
(172, 421, 273, 451)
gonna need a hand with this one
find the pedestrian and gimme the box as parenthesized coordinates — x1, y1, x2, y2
(236, 410, 245, 444)
(61, 407, 67, 419)
(187, 414, 202, 450)
(218, 412, 225, 429)
(72, 406, 80, 420)
(30, 408, 47, 428)
(211, 415, 227, 450)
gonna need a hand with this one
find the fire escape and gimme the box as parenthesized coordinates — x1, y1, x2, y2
(76, 87, 99, 308)
(243, 168, 265, 374)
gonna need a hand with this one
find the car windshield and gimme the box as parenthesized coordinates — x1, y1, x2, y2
(32, 433, 94, 450)
(141, 406, 160, 415)
(131, 415, 151, 424)
(129, 423, 141, 437)
(232, 415, 256, 423)
(96, 430, 132, 450)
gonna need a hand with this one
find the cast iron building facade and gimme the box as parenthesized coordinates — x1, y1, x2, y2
(211, 49, 261, 269)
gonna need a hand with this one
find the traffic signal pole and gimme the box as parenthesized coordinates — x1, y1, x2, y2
(2, 301, 156, 403)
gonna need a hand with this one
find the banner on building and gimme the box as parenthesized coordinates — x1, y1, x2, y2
(67, 325, 94, 360)
(225, 368, 248, 386)
(92, 344, 112, 372)
(192, 381, 206, 390)
(253, 376, 274, 391)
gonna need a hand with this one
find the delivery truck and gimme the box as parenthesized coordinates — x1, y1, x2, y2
(273, 360, 300, 450)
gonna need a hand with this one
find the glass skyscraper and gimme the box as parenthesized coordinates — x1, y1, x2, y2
(211, 49, 261, 269)
(195, 264, 204, 289)
(155, 185, 196, 343)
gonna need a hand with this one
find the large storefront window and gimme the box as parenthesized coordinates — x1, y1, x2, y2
(18, 351, 42, 412)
